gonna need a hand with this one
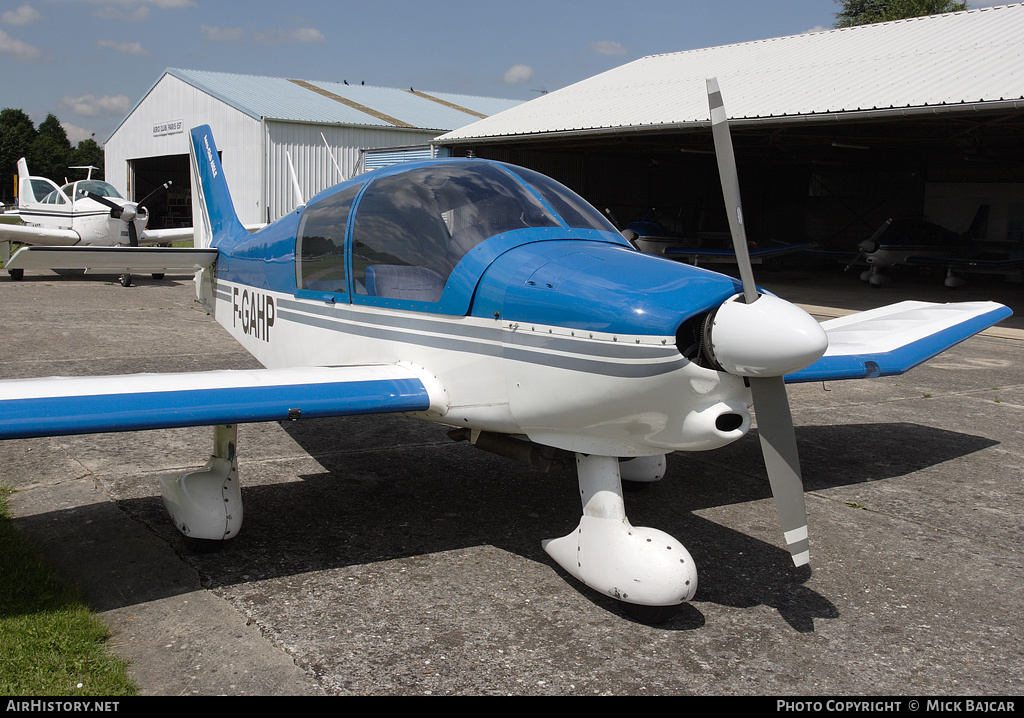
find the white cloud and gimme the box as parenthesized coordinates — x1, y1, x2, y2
(94, 5, 150, 21)
(591, 40, 627, 56)
(88, 1, 196, 22)
(0, 28, 40, 60)
(62, 122, 95, 145)
(201, 24, 245, 43)
(252, 27, 325, 45)
(60, 93, 132, 117)
(503, 64, 534, 85)
(97, 39, 150, 56)
(1, 5, 42, 25)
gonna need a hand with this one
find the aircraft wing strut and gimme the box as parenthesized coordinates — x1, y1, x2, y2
(786, 300, 1011, 383)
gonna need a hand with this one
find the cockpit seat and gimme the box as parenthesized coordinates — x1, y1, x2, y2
(365, 264, 445, 302)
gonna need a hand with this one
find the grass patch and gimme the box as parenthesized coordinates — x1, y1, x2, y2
(0, 485, 137, 696)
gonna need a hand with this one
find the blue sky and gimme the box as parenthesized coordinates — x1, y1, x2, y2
(1, 0, 1007, 144)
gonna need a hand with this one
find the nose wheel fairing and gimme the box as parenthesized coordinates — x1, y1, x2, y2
(543, 454, 698, 609)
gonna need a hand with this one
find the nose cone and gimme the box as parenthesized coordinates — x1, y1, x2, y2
(707, 294, 828, 377)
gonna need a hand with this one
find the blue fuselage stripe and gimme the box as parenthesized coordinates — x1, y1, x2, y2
(0, 378, 430, 439)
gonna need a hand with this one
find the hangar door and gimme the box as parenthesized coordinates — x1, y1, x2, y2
(128, 154, 192, 232)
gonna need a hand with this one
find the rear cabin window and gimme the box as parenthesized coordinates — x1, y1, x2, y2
(296, 183, 362, 293)
(351, 162, 559, 303)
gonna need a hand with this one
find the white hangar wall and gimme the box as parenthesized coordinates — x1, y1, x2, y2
(105, 73, 264, 226)
(105, 71, 488, 228)
(264, 121, 437, 222)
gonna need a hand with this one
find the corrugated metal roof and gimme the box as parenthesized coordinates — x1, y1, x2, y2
(164, 68, 523, 131)
(438, 4, 1024, 144)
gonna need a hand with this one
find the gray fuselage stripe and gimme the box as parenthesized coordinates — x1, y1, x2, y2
(220, 290, 686, 379)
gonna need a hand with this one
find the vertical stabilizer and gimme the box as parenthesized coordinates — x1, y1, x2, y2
(17, 158, 35, 206)
(965, 204, 990, 241)
(188, 125, 246, 249)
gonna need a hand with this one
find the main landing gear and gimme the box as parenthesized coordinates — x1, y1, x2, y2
(158, 426, 693, 623)
(159, 424, 242, 544)
(543, 453, 697, 624)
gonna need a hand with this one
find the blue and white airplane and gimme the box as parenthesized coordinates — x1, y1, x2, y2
(0, 81, 1012, 623)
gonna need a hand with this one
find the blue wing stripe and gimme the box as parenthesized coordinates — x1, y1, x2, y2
(0, 378, 430, 439)
(785, 305, 1012, 383)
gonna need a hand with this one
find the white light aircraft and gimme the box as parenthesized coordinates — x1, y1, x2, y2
(0, 81, 1012, 623)
(0, 159, 193, 285)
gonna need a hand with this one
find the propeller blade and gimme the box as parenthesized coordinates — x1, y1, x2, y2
(705, 78, 813, 567)
(85, 191, 121, 213)
(136, 181, 171, 210)
(749, 376, 809, 566)
(707, 77, 758, 304)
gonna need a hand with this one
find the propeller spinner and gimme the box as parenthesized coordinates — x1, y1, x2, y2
(84, 181, 171, 247)
(705, 78, 827, 567)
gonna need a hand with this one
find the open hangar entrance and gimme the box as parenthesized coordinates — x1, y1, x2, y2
(444, 108, 1024, 280)
(128, 154, 193, 232)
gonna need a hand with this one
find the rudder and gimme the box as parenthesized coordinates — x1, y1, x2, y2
(188, 125, 247, 249)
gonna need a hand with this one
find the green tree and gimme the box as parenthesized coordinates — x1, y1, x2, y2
(0, 109, 36, 201)
(29, 114, 73, 182)
(0, 110, 105, 202)
(834, 0, 968, 27)
(69, 138, 104, 181)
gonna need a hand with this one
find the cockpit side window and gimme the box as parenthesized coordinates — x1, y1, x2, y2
(35, 182, 66, 205)
(351, 162, 559, 303)
(296, 183, 361, 293)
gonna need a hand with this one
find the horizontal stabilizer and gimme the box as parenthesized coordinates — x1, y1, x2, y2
(5, 245, 219, 274)
(0, 365, 432, 439)
(786, 301, 1012, 383)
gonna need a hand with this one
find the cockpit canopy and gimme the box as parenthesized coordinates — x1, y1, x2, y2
(34, 179, 124, 206)
(296, 160, 621, 302)
(66, 180, 124, 201)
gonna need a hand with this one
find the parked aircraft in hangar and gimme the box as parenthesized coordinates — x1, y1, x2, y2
(0, 80, 1011, 623)
(851, 205, 1024, 287)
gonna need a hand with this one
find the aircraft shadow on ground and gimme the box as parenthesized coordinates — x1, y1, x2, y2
(16, 417, 997, 631)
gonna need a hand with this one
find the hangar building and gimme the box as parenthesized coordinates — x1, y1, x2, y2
(436, 5, 1024, 269)
(105, 68, 523, 229)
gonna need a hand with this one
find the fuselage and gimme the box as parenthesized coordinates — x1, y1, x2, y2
(198, 158, 755, 457)
(17, 177, 146, 246)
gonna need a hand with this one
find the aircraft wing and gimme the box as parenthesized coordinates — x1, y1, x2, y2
(786, 300, 1012, 383)
(138, 224, 265, 245)
(138, 227, 196, 245)
(0, 365, 437, 440)
(665, 242, 815, 264)
(5, 245, 219, 274)
(0, 221, 80, 246)
(904, 255, 1024, 269)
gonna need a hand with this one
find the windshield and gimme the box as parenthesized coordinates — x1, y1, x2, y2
(503, 164, 620, 233)
(67, 180, 123, 200)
